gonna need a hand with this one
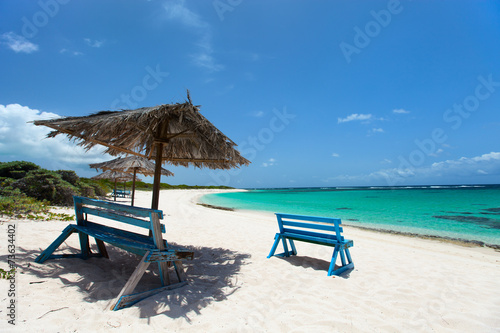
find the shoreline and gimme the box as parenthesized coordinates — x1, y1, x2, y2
(197, 199, 500, 250)
(345, 224, 500, 250)
(197, 190, 500, 251)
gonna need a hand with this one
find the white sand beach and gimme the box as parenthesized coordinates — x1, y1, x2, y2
(1, 189, 499, 332)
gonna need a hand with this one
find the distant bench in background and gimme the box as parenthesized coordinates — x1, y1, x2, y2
(112, 189, 131, 198)
(35, 196, 194, 310)
(267, 213, 354, 276)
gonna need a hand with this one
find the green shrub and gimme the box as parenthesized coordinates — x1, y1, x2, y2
(0, 161, 40, 179)
(90, 183, 108, 197)
(12, 169, 77, 206)
(56, 170, 79, 186)
(76, 181, 96, 198)
(0, 177, 16, 196)
(79, 178, 110, 197)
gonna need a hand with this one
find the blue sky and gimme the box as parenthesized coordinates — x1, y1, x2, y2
(1, 0, 500, 188)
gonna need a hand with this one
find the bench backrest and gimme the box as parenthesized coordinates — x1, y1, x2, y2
(73, 196, 165, 234)
(275, 213, 344, 242)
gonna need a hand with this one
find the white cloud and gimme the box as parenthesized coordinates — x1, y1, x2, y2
(163, 0, 207, 28)
(430, 152, 500, 170)
(252, 111, 265, 118)
(163, 0, 223, 72)
(369, 128, 384, 135)
(393, 108, 411, 114)
(60, 48, 83, 56)
(0, 104, 108, 176)
(262, 158, 276, 167)
(326, 152, 500, 185)
(84, 38, 105, 48)
(429, 148, 444, 157)
(1, 32, 39, 54)
(191, 52, 223, 72)
(337, 113, 372, 124)
(332, 153, 340, 158)
(471, 152, 500, 162)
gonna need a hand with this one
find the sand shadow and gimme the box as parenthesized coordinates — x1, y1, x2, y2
(9, 243, 250, 321)
(275, 255, 353, 278)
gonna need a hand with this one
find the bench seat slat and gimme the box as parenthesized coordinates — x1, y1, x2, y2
(277, 213, 341, 224)
(284, 232, 353, 247)
(74, 196, 163, 219)
(281, 220, 343, 233)
(282, 228, 343, 242)
(73, 224, 157, 251)
(80, 207, 166, 233)
(81, 207, 152, 230)
(284, 233, 337, 246)
(79, 221, 155, 245)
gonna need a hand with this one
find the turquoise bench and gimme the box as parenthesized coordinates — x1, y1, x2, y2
(112, 190, 131, 198)
(35, 196, 194, 310)
(267, 213, 354, 276)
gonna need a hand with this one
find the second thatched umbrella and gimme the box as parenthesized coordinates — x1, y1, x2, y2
(90, 156, 174, 206)
(91, 170, 140, 201)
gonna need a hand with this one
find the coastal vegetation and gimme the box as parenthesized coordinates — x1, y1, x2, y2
(0, 160, 232, 220)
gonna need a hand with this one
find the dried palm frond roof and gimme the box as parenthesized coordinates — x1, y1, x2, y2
(34, 92, 250, 170)
(91, 170, 139, 182)
(89, 156, 174, 177)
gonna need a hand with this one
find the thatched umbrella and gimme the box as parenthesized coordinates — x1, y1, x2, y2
(33, 92, 250, 209)
(92, 170, 141, 201)
(90, 156, 174, 206)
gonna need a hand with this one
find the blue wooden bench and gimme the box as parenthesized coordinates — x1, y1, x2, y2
(35, 196, 194, 310)
(267, 213, 354, 276)
(112, 190, 131, 198)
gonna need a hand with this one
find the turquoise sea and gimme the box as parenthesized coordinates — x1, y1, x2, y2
(200, 185, 500, 247)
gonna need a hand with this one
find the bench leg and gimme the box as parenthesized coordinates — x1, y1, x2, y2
(79, 232, 90, 259)
(112, 251, 151, 310)
(267, 234, 298, 258)
(112, 252, 188, 311)
(288, 239, 297, 256)
(35, 226, 109, 263)
(267, 233, 281, 258)
(35, 225, 76, 263)
(113, 281, 188, 311)
(158, 261, 171, 286)
(173, 260, 187, 282)
(339, 246, 347, 266)
(328, 245, 354, 276)
(95, 239, 109, 259)
(281, 236, 291, 256)
(345, 247, 353, 264)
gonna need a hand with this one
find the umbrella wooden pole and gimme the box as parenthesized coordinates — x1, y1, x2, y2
(151, 142, 164, 210)
(131, 168, 137, 206)
(114, 179, 117, 201)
